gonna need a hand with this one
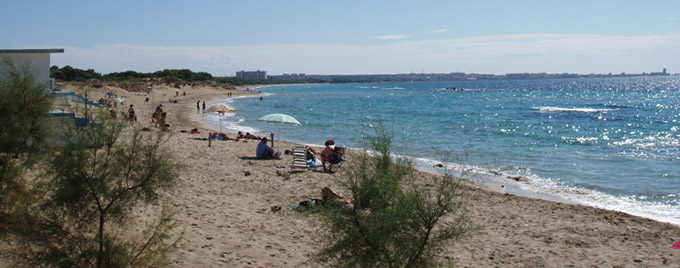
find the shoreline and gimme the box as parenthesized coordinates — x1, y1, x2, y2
(198, 84, 680, 226)
(15, 82, 675, 267)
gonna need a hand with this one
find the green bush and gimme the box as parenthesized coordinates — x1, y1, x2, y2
(314, 121, 474, 268)
(6, 108, 182, 267)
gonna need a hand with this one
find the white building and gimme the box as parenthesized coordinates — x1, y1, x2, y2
(0, 48, 64, 87)
(0, 48, 97, 132)
(236, 70, 267, 80)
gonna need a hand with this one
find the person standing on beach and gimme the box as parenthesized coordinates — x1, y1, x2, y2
(128, 104, 137, 125)
(197, 100, 200, 113)
(144, 94, 149, 104)
(202, 101, 206, 113)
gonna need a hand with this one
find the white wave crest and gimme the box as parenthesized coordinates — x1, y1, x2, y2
(404, 154, 680, 225)
(534, 106, 611, 113)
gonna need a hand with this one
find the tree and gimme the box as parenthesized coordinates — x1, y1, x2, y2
(7, 108, 182, 267)
(50, 65, 102, 81)
(0, 57, 53, 158)
(314, 121, 475, 268)
(0, 57, 52, 230)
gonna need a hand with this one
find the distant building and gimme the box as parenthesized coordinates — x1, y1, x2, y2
(0, 48, 64, 89)
(649, 68, 670, 76)
(279, 73, 306, 79)
(236, 70, 267, 80)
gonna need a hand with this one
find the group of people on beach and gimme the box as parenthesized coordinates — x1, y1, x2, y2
(197, 100, 206, 113)
(106, 93, 173, 131)
(257, 137, 343, 172)
(209, 131, 262, 141)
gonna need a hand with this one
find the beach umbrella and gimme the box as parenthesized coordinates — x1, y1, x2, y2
(206, 104, 236, 131)
(206, 103, 236, 113)
(258, 113, 301, 149)
(258, 113, 301, 125)
(105, 92, 117, 97)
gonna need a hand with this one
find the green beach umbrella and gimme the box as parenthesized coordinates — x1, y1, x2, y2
(258, 113, 301, 126)
(258, 113, 301, 149)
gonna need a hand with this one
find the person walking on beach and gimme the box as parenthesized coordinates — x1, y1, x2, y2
(128, 104, 137, 125)
(197, 100, 200, 113)
(202, 101, 206, 113)
(144, 94, 149, 104)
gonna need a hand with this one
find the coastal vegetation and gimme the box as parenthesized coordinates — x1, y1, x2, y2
(1, 61, 183, 267)
(0, 58, 53, 235)
(313, 122, 474, 268)
(4, 113, 182, 267)
(50, 65, 213, 82)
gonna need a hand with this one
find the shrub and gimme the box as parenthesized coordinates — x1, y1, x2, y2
(314, 121, 474, 268)
(6, 108, 182, 267)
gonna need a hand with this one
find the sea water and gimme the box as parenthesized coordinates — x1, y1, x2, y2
(202, 77, 680, 225)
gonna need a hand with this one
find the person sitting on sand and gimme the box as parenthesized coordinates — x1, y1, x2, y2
(256, 137, 279, 159)
(320, 139, 339, 171)
(306, 146, 319, 167)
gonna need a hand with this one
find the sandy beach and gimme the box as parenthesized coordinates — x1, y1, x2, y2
(4, 83, 680, 267)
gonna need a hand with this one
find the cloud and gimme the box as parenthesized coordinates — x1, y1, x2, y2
(427, 29, 448, 34)
(375, 34, 410, 40)
(51, 33, 680, 75)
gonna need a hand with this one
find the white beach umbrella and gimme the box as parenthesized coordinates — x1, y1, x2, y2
(257, 113, 301, 149)
(257, 113, 301, 125)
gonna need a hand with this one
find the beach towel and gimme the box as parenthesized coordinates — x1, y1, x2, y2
(672, 239, 680, 249)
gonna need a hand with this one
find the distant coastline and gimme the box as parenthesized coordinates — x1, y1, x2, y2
(49, 65, 673, 88)
(267, 68, 673, 83)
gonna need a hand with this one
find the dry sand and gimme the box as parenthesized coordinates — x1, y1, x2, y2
(5, 83, 680, 267)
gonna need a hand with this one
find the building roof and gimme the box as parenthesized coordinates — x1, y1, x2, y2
(0, 48, 64, 54)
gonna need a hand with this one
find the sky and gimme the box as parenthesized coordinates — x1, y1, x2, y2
(2, 0, 680, 76)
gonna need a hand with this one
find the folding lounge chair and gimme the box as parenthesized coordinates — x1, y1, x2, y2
(291, 146, 309, 171)
(327, 146, 345, 172)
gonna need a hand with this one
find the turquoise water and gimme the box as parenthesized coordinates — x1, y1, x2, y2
(203, 77, 680, 224)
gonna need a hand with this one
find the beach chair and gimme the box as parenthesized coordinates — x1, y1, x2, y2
(326, 146, 346, 172)
(291, 146, 308, 171)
